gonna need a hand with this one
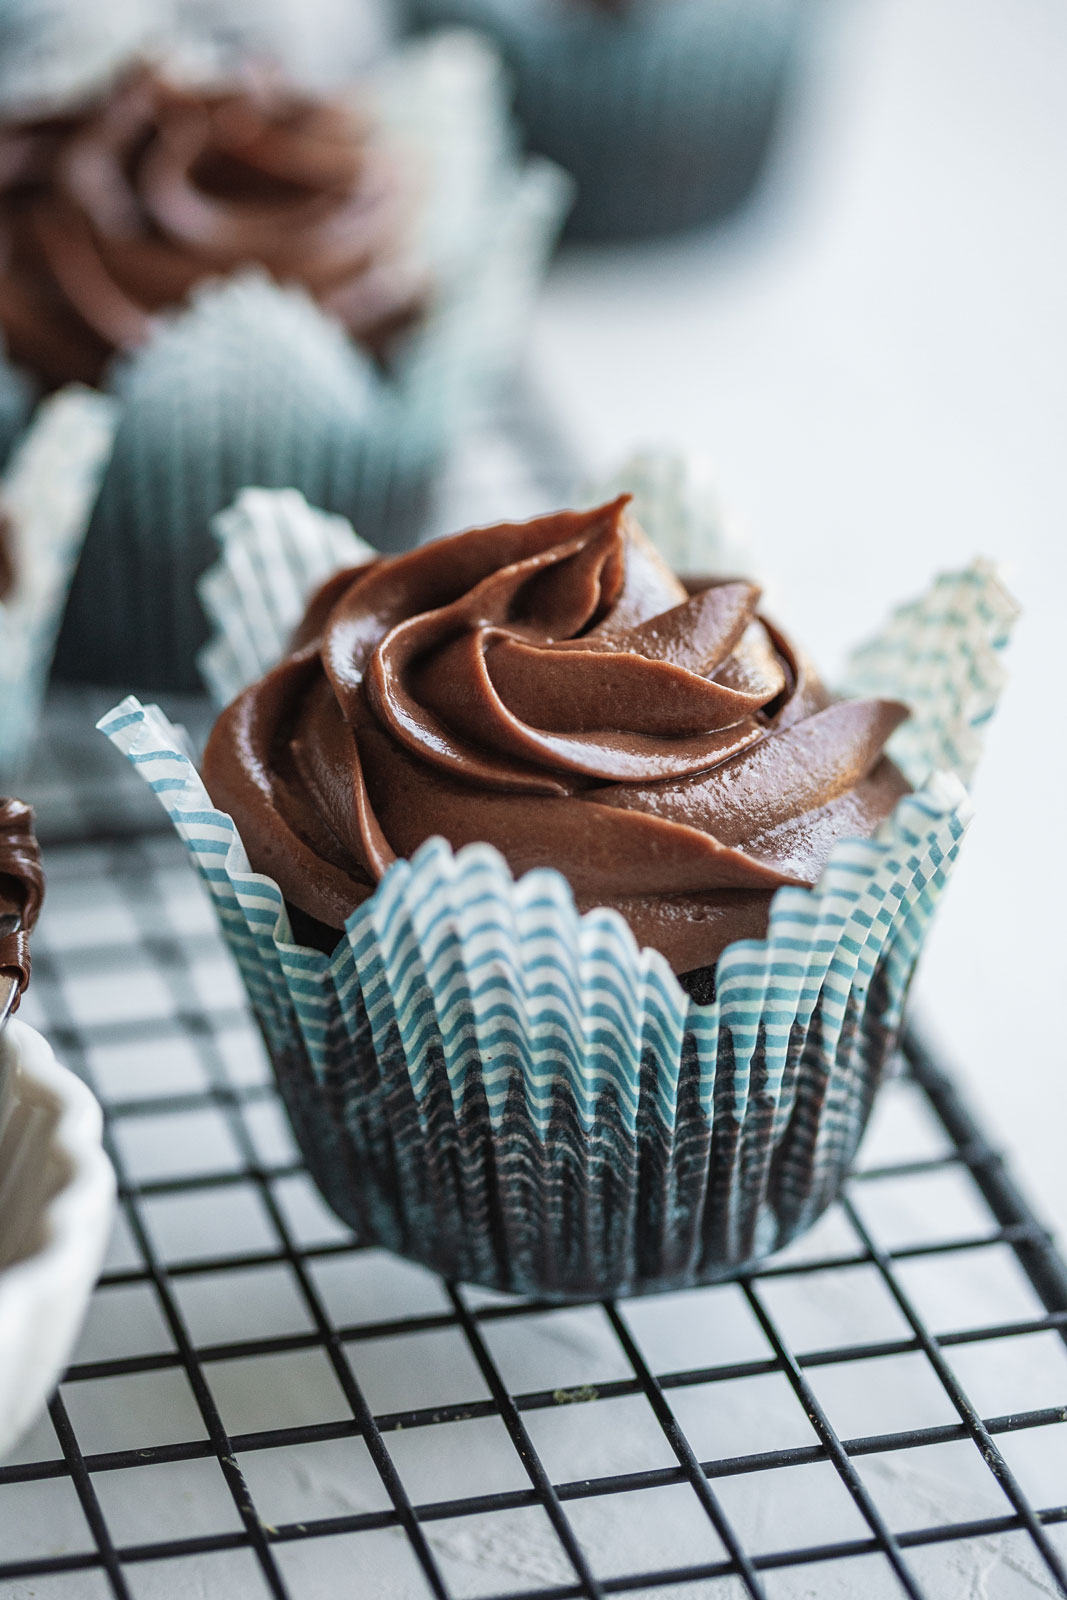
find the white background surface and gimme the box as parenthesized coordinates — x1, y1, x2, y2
(530, 0, 1067, 1244)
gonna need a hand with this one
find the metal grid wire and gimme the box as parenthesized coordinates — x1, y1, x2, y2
(1, 831, 1065, 1600)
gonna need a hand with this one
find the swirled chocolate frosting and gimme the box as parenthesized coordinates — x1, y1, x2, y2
(202, 498, 911, 976)
(0, 65, 427, 388)
(0, 798, 44, 1002)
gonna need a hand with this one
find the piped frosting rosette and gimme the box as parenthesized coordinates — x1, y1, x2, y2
(0, 30, 570, 690)
(100, 459, 1017, 1295)
(0, 386, 118, 774)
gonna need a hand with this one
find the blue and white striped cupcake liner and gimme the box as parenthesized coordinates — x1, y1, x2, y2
(401, 0, 805, 239)
(0, 31, 571, 692)
(0, 387, 118, 776)
(97, 464, 1016, 1295)
(196, 488, 378, 706)
(99, 698, 972, 1295)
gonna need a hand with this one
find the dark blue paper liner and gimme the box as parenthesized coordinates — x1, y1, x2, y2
(403, 0, 806, 238)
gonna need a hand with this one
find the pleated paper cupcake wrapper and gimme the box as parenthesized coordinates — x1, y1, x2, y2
(100, 695, 972, 1295)
(403, 0, 805, 239)
(197, 489, 381, 705)
(0, 388, 118, 775)
(37, 30, 570, 692)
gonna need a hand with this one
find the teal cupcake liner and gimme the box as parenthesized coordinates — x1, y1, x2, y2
(841, 559, 1016, 789)
(97, 466, 1015, 1294)
(0, 388, 118, 776)
(23, 32, 571, 692)
(402, 0, 806, 239)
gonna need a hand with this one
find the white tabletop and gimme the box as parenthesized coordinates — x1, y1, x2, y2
(529, 0, 1067, 1244)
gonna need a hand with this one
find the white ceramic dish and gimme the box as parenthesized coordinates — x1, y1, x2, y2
(0, 1019, 115, 1458)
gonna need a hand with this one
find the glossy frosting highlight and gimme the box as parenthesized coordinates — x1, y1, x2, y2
(203, 498, 911, 975)
(0, 798, 44, 1000)
(0, 65, 427, 387)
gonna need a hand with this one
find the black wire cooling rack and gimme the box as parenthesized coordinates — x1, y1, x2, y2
(2, 829, 1065, 1600)
(3, 396, 1066, 1598)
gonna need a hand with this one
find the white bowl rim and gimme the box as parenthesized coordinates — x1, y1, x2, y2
(0, 1017, 116, 1453)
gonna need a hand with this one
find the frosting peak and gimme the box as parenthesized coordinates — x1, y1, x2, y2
(0, 65, 427, 387)
(203, 500, 911, 975)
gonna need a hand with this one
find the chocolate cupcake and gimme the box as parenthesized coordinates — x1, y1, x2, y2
(0, 35, 569, 689)
(401, 0, 805, 238)
(103, 469, 1016, 1297)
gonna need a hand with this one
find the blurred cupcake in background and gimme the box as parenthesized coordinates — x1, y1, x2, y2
(0, 62, 430, 389)
(103, 462, 1017, 1297)
(0, 32, 570, 688)
(400, 0, 807, 238)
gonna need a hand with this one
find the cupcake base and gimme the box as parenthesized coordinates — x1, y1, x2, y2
(252, 886, 905, 1299)
(257, 953, 900, 1299)
(267, 902, 880, 1296)
(404, 0, 807, 240)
